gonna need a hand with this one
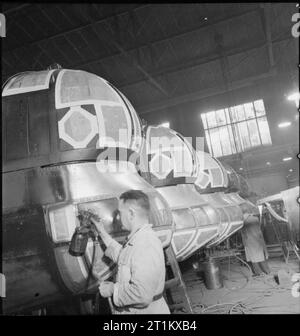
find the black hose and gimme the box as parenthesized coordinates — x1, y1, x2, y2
(84, 238, 97, 293)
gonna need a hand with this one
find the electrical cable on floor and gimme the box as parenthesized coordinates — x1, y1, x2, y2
(234, 255, 253, 275)
(199, 300, 251, 314)
(194, 255, 297, 314)
(218, 255, 253, 293)
(198, 288, 294, 314)
(200, 286, 295, 314)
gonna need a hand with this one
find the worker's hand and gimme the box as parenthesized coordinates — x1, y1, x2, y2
(90, 217, 114, 247)
(99, 281, 114, 298)
(90, 217, 108, 234)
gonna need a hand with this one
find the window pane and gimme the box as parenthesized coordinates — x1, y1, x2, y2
(235, 105, 246, 121)
(201, 114, 208, 129)
(58, 70, 121, 106)
(247, 119, 261, 147)
(192, 207, 209, 226)
(101, 105, 131, 147)
(202, 205, 219, 224)
(219, 126, 232, 156)
(254, 99, 266, 116)
(232, 124, 244, 152)
(206, 111, 217, 128)
(173, 209, 196, 229)
(229, 107, 238, 122)
(205, 130, 213, 155)
(238, 121, 251, 149)
(202, 98, 269, 157)
(257, 116, 272, 145)
(209, 128, 223, 157)
(148, 194, 172, 228)
(226, 206, 243, 221)
(217, 208, 229, 223)
(244, 103, 255, 119)
(227, 126, 237, 154)
(211, 168, 224, 187)
(224, 108, 231, 124)
(215, 109, 226, 126)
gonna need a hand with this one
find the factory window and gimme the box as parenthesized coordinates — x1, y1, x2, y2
(201, 100, 272, 157)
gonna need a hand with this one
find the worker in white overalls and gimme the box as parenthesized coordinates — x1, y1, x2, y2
(240, 205, 270, 276)
(91, 190, 170, 314)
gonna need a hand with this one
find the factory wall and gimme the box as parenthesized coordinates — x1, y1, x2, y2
(141, 72, 298, 183)
(141, 72, 298, 150)
(246, 172, 289, 197)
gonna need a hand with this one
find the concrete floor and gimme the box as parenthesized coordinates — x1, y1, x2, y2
(174, 256, 300, 314)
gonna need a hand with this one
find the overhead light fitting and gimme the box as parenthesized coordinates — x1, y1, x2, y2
(278, 121, 291, 128)
(289, 169, 293, 172)
(159, 122, 170, 128)
(266, 162, 271, 165)
(287, 92, 300, 108)
(283, 157, 292, 161)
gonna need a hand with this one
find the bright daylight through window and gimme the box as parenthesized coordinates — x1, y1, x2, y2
(201, 100, 272, 157)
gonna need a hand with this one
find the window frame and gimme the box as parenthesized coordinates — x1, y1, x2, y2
(201, 100, 272, 157)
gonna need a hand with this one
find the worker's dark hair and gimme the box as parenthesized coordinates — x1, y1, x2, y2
(119, 190, 150, 212)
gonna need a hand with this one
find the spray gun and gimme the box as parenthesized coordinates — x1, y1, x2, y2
(69, 209, 101, 257)
(68, 209, 116, 313)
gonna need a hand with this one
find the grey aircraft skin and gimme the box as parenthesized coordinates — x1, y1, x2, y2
(2, 69, 174, 313)
(4, 68, 297, 314)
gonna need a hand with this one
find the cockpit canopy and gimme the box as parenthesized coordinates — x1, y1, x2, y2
(140, 125, 198, 186)
(2, 69, 143, 172)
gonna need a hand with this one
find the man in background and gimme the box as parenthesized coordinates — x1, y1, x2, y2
(240, 206, 271, 276)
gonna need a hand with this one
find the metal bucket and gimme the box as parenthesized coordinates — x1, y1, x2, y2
(203, 259, 223, 289)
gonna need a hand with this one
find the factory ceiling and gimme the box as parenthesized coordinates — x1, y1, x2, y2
(2, 3, 298, 114)
(1, 3, 299, 178)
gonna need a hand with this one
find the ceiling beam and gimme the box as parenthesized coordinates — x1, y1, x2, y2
(117, 34, 291, 89)
(3, 4, 150, 55)
(3, 6, 258, 70)
(2, 7, 261, 82)
(137, 69, 277, 114)
(260, 3, 275, 69)
(3, 4, 32, 15)
(60, 7, 259, 70)
(92, 21, 169, 96)
(1, 33, 292, 91)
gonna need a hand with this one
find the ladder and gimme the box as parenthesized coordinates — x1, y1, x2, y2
(284, 241, 300, 263)
(163, 245, 194, 314)
(267, 213, 288, 261)
(266, 212, 300, 263)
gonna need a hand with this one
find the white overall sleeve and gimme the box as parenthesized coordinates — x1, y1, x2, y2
(104, 239, 122, 264)
(113, 242, 161, 308)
